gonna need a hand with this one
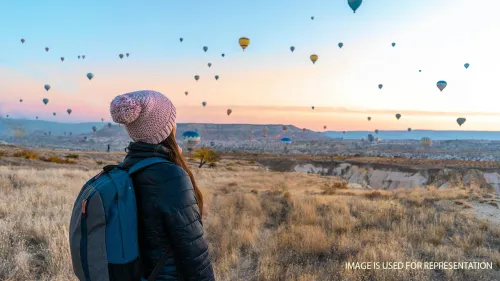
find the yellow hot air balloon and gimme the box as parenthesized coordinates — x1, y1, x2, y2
(239, 37, 250, 50)
(310, 54, 318, 64)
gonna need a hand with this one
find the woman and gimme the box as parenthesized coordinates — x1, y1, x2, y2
(110, 90, 215, 281)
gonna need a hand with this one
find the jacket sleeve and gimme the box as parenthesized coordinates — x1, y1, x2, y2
(157, 165, 215, 281)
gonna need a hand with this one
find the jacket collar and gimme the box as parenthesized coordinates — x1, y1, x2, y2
(122, 142, 172, 168)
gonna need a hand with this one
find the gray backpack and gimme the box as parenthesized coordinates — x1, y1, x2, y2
(69, 157, 172, 281)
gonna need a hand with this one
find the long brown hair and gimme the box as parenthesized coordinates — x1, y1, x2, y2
(160, 131, 204, 217)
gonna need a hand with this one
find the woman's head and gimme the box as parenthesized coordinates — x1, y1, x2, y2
(110, 90, 177, 144)
(110, 90, 203, 216)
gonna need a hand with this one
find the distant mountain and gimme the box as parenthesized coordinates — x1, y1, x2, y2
(0, 118, 329, 141)
(324, 130, 500, 141)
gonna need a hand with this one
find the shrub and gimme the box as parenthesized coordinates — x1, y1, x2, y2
(13, 150, 38, 160)
(40, 156, 75, 164)
(95, 160, 104, 165)
(193, 147, 220, 168)
(65, 154, 79, 159)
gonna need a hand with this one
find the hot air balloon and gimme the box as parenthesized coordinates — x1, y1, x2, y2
(227, 109, 232, 116)
(324, 126, 327, 130)
(45, 47, 49, 52)
(119, 54, 124, 59)
(21, 38, 25, 44)
(368, 134, 374, 142)
(302, 128, 306, 133)
(19, 99, 23, 103)
(408, 128, 412, 132)
(281, 137, 292, 150)
(78, 56, 81, 59)
(367, 116, 371, 121)
(101, 117, 104, 122)
(36, 116, 38, 119)
(420, 137, 432, 149)
(310, 54, 318, 64)
(194, 75, 200, 81)
(203, 46, 208, 52)
(437, 80, 447, 91)
(208, 62, 212, 67)
(185, 91, 188, 96)
(263, 127, 269, 136)
(375, 129, 379, 134)
(61, 57, 64, 62)
(312, 106, 315, 110)
(395, 113, 401, 120)
(239, 37, 250, 50)
(87, 73, 94, 80)
(53, 112, 56, 116)
(108, 122, 112, 128)
(348, 0, 363, 13)
(67, 109, 72, 115)
(378, 84, 383, 89)
(391, 42, 396, 47)
(282, 126, 287, 132)
(311, 16, 314, 20)
(43, 98, 49, 105)
(92, 126, 97, 133)
(6, 115, 9, 118)
(126, 53, 129, 57)
(419, 70, 422, 72)
(202, 101, 207, 107)
(44, 84, 51, 91)
(82, 55, 86, 59)
(215, 75, 219, 80)
(464, 63, 469, 69)
(182, 131, 201, 152)
(457, 117, 466, 127)
(338, 42, 343, 48)
(221, 53, 225, 57)
(290, 46, 295, 52)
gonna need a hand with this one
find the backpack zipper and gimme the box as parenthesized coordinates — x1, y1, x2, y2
(81, 190, 96, 281)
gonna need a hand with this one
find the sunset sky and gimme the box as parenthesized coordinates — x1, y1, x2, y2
(1, 0, 499, 131)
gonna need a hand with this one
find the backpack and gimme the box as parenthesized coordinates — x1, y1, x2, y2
(69, 157, 173, 281)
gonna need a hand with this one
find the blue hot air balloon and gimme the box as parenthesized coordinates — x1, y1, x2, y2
(42, 98, 49, 105)
(182, 131, 201, 152)
(437, 80, 447, 91)
(44, 84, 51, 91)
(203, 46, 208, 52)
(464, 63, 470, 69)
(392, 42, 396, 47)
(348, 0, 363, 13)
(378, 84, 383, 89)
(281, 137, 292, 150)
(338, 42, 343, 49)
(202, 101, 207, 107)
(221, 53, 225, 57)
(367, 134, 374, 142)
(179, 37, 183, 42)
(419, 70, 422, 72)
(312, 106, 315, 110)
(87, 73, 94, 80)
(290, 46, 295, 52)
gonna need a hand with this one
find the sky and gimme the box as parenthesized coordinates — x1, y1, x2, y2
(1, 0, 499, 131)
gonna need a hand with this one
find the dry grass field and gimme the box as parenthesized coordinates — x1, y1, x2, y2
(0, 146, 499, 280)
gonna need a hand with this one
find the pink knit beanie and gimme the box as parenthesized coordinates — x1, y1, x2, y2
(110, 90, 176, 144)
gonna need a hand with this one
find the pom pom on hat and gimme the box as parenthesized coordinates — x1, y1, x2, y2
(110, 94, 142, 125)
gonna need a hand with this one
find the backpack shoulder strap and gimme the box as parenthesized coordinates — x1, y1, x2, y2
(147, 247, 173, 281)
(127, 157, 172, 175)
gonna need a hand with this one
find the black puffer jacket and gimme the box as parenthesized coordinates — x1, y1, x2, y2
(122, 142, 215, 281)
